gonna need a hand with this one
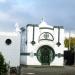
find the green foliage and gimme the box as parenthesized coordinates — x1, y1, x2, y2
(0, 52, 7, 74)
(64, 37, 75, 49)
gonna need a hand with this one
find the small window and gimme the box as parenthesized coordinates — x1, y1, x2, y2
(5, 39, 12, 45)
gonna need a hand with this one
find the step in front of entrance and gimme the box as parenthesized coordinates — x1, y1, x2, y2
(20, 65, 64, 68)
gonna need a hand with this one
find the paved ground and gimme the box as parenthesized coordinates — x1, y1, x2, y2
(20, 66, 75, 75)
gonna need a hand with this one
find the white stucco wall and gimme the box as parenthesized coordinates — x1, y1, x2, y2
(0, 32, 20, 67)
(25, 21, 65, 66)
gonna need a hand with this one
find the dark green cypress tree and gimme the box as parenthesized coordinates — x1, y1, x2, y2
(0, 52, 7, 75)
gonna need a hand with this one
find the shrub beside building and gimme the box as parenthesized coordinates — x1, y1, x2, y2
(0, 52, 7, 75)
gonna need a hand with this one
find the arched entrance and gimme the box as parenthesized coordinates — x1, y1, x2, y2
(37, 45, 55, 65)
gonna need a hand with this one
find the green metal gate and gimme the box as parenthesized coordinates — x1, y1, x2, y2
(37, 45, 55, 65)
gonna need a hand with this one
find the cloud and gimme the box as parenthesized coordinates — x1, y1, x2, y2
(0, 0, 75, 31)
(0, 0, 6, 3)
(0, 12, 10, 21)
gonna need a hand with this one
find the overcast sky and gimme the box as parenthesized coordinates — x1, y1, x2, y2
(0, 0, 75, 31)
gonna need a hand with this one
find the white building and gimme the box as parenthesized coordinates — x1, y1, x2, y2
(0, 20, 68, 67)
(0, 32, 20, 67)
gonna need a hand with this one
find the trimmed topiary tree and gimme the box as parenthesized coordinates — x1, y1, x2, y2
(0, 52, 7, 75)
